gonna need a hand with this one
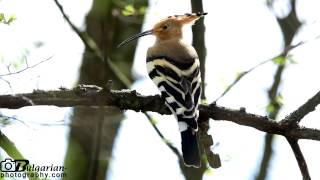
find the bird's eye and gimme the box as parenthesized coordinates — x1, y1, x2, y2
(162, 25, 168, 30)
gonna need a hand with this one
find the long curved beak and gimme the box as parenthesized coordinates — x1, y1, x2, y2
(117, 29, 153, 48)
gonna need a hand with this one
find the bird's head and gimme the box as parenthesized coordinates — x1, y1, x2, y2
(117, 12, 207, 48)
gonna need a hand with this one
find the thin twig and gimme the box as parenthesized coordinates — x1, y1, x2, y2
(0, 56, 53, 76)
(144, 113, 183, 160)
(1, 114, 69, 127)
(215, 40, 310, 102)
(52, 0, 103, 59)
(53, 0, 131, 87)
(0, 114, 30, 128)
(0, 76, 13, 91)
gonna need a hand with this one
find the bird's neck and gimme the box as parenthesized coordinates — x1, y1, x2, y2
(148, 38, 197, 62)
(155, 37, 183, 46)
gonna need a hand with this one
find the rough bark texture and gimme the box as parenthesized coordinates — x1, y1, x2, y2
(1, 86, 319, 142)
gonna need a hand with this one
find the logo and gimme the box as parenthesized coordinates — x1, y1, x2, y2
(0, 158, 29, 172)
(0, 158, 67, 179)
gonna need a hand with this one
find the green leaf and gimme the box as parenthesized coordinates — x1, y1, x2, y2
(205, 168, 214, 175)
(122, 4, 135, 16)
(272, 56, 286, 65)
(7, 14, 16, 25)
(0, 13, 17, 25)
(138, 6, 146, 15)
(0, 13, 4, 22)
(266, 103, 275, 113)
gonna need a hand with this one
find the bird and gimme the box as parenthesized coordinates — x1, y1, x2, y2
(118, 12, 207, 168)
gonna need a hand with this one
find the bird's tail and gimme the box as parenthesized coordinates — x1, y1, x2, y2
(180, 127, 201, 168)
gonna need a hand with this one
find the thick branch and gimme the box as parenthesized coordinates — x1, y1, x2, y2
(0, 85, 319, 141)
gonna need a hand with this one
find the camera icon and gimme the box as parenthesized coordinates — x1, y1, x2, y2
(0, 158, 16, 172)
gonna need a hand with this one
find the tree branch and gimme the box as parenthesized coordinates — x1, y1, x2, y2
(215, 40, 307, 102)
(0, 56, 53, 77)
(53, 0, 132, 87)
(282, 90, 320, 125)
(286, 138, 311, 180)
(0, 85, 319, 141)
(144, 113, 183, 160)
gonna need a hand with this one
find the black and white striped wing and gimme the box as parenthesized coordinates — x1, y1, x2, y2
(146, 56, 201, 131)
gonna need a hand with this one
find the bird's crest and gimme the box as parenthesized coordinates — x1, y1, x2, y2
(163, 12, 207, 26)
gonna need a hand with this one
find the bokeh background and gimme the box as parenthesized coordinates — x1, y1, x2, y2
(0, 0, 320, 179)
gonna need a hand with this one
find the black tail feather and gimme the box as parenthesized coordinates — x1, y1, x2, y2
(181, 127, 201, 168)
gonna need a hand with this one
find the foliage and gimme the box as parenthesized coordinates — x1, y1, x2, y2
(121, 4, 146, 16)
(0, 13, 16, 25)
(272, 56, 286, 65)
(272, 55, 297, 66)
(266, 94, 283, 113)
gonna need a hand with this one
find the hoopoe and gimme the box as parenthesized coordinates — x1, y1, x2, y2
(118, 12, 207, 168)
